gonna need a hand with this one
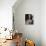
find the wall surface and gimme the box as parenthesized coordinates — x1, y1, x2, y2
(13, 0, 41, 46)
(13, 0, 46, 46)
(41, 0, 46, 46)
(0, 0, 16, 29)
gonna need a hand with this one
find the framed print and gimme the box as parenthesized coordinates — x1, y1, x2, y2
(25, 14, 34, 25)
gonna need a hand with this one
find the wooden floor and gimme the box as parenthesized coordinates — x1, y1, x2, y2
(0, 39, 16, 46)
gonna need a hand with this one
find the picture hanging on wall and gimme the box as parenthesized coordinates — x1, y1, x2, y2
(25, 14, 34, 25)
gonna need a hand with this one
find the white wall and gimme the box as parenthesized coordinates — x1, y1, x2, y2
(13, 0, 46, 46)
(0, 0, 16, 29)
(41, 0, 46, 46)
(13, 0, 41, 46)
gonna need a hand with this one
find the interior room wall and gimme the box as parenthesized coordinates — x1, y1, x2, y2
(13, 0, 46, 46)
(41, 0, 46, 46)
(13, 0, 41, 46)
(0, 0, 16, 30)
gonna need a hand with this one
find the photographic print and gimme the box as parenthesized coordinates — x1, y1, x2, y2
(25, 14, 34, 25)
